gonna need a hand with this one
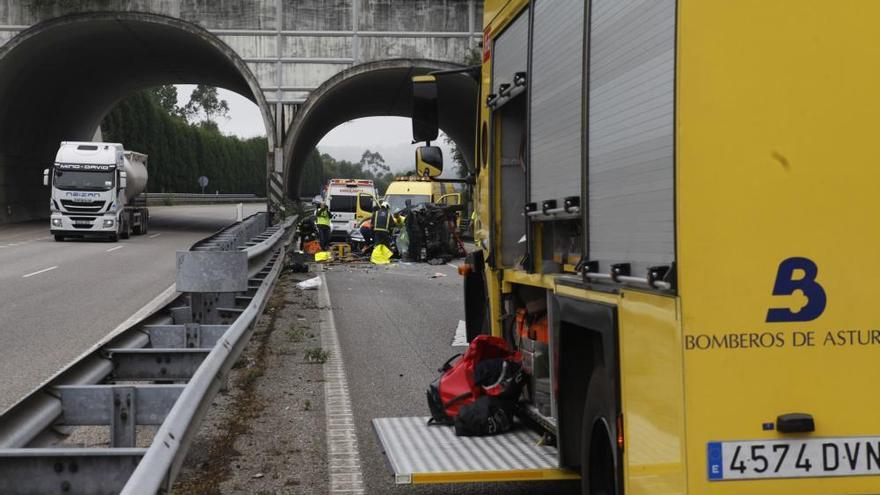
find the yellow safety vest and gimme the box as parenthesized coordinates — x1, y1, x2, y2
(316, 207, 331, 227)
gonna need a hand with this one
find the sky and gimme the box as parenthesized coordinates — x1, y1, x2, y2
(176, 85, 455, 174)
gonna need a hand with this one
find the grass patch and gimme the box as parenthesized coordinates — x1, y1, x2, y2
(285, 325, 306, 343)
(304, 348, 329, 364)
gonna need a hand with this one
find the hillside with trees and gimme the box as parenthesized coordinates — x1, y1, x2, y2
(101, 85, 267, 195)
(299, 149, 396, 197)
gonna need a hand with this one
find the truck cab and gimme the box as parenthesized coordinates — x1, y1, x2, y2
(45, 142, 149, 242)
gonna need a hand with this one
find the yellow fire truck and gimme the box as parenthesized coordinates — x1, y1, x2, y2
(373, 1, 880, 493)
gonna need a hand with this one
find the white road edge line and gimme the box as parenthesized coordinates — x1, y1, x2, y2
(148, 233, 161, 238)
(106, 245, 124, 253)
(452, 319, 468, 347)
(22, 266, 58, 278)
(107, 284, 177, 335)
(319, 273, 366, 495)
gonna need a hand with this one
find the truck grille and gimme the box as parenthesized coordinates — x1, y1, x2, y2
(69, 216, 96, 229)
(60, 200, 106, 213)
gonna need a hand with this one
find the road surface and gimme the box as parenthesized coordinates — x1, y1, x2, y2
(325, 261, 579, 495)
(0, 203, 264, 412)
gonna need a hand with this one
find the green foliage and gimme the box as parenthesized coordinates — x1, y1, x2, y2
(320, 152, 395, 195)
(444, 134, 469, 178)
(183, 85, 230, 125)
(298, 149, 396, 197)
(304, 348, 329, 364)
(358, 150, 390, 175)
(101, 88, 267, 195)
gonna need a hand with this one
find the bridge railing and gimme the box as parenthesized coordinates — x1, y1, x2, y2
(0, 212, 297, 494)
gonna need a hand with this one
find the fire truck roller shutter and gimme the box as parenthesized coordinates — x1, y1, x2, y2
(529, 0, 585, 206)
(587, 0, 677, 276)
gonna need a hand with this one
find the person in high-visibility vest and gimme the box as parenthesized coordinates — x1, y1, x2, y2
(371, 200, 394, 248)
(315, 202, 331, 250)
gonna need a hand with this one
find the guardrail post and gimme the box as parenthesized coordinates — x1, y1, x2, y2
(111, 387, 135, 448)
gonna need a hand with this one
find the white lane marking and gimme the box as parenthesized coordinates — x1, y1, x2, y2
(447, 263, 460, 270)
(319, 273, 366, 495)
(106, 245, 124, 253)
(452, 319, 468, 347)
(148, 233, 161, 238)
(22, 266, 58, 278)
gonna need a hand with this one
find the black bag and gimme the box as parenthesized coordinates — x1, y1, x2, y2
(475, 358, 526, 400)
(454, 396, 516, 437)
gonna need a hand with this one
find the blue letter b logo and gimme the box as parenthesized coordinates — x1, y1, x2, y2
(766, 257, 827, 323)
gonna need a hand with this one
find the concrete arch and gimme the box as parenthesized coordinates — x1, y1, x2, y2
(283, 58, 478, 198)
(0, 12, 274, 223)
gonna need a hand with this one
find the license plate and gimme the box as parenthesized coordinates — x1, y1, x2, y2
(708, 437, 880, 480)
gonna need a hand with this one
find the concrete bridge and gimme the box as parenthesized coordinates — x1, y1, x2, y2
(0, 1, 481, 222)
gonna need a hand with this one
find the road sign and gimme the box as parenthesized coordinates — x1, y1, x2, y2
(198, 175, 209, 194)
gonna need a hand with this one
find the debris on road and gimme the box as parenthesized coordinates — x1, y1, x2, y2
(296, 276, 322, 290)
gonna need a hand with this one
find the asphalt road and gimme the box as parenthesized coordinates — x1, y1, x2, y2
(325, 261, 580, 495)
(0, 203, 263, 412)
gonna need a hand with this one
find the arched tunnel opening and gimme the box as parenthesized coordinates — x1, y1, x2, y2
(0, 12, 274, 223)
(284, 59, 478, 199)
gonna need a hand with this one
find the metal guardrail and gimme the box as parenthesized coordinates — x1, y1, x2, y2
(0, 212, 297, 494)
(142, 193, 266, 205)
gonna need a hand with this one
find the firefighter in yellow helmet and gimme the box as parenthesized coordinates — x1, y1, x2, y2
(371, 200, 394, 248)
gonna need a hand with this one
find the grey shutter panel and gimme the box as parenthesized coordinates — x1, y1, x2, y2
(529, 0, 584, 205)
(492, 10, 529, 95)
(588, 0, 676, 276)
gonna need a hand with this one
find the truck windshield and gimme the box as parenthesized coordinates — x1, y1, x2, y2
(387, 194, 431, 213)
(53, 169, 114, 191)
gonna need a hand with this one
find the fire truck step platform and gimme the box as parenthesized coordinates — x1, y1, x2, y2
(372, 416, 579, 485)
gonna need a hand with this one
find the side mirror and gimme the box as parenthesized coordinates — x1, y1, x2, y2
(43, 168, 49, 187)
(416, 146, 443, 178)
(412, 75, 439, 143)
(119, 171, 127, 189)
(358, 193, 374, 213)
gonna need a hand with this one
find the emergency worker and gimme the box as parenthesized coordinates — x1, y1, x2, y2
(316, 202, 331, 250)
(371, 200, 395, 248)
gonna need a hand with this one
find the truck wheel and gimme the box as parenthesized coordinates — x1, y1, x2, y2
(54, 235, 64, 242)
(580, 370, 618, 495)
(120, 220, 130, 240)
(132, 222, 142, 235)
(141, 215, 148, 235)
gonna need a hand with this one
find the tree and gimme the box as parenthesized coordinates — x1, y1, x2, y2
(151, 85, 183, 118)
(183, 85, 230, 125)
(358, 150, 390, 175)
(102, 88, 266, 196)
(444, 134, 468, 178)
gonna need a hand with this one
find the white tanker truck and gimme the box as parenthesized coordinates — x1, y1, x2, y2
(43, 142, 149, 242)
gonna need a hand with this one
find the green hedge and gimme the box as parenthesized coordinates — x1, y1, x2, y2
(101, 90, 267, 195)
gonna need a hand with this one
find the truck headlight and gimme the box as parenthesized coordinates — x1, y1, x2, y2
(103, 219, 115, 228)
(51, 218, 62, 227)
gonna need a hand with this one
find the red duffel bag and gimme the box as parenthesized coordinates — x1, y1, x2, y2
(426, 335, 520, 425)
